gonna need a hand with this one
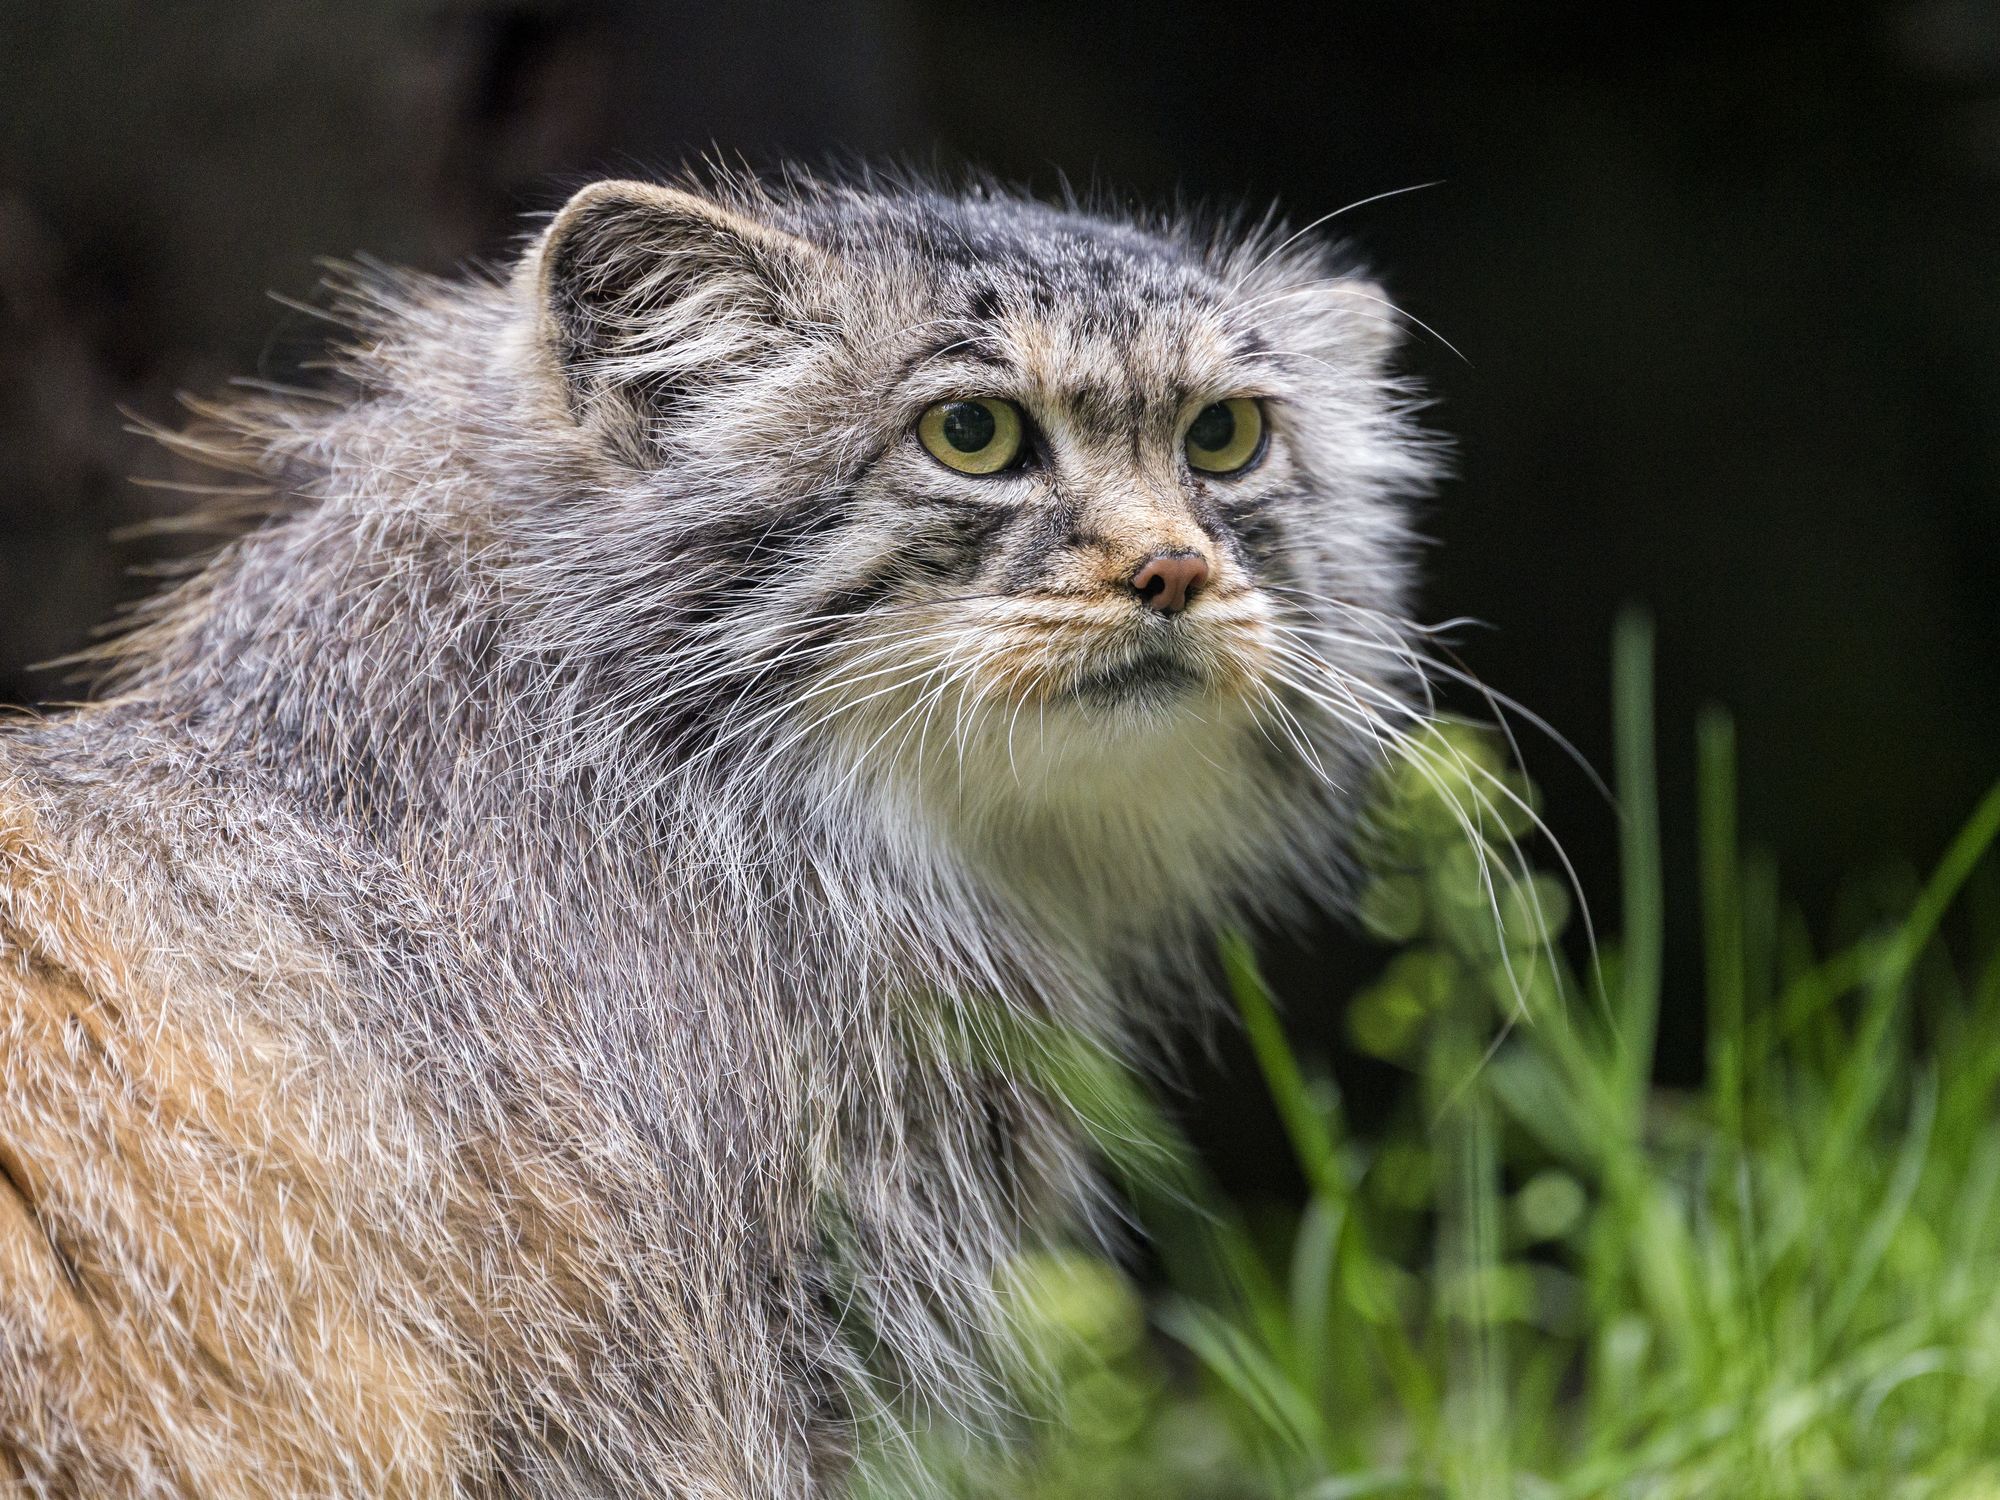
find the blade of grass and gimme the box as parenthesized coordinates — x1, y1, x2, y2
(1612, 609, 1664, 1125)
(1156, 1299, 1329, 1461)
(1222, 931, 1347, 1203)
(1875, 775, 2000, 998)
(1697, 705, 1745, 1140)
(1807, 777, 2000, 1231)
(1288, 1193, 1346, 1416)
(1815, 1071, 1938, 1358)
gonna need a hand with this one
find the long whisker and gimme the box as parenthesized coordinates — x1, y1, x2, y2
(670, 627, 960, 784)
(1285, 684, 1546, 1051)
(1225, 181, 1443, 291)
(1238, 284, 1470, 367)
(1264, 631, 1599, 992)
(1268, 584, 1611, 805)
(1261, 645, 1563, 1019)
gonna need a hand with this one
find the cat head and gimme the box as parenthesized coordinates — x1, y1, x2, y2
(506, 172, 1437, 920)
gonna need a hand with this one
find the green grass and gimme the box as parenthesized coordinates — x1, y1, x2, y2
(862, 615, 2000, 1499)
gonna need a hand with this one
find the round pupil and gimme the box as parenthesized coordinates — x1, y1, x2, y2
(1188, 403, 1236, 452)
(940, 401, 997, 453)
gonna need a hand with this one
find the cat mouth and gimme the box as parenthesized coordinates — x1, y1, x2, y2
(952, 592, 1273, 712)
(1068, 643, 1209, 706)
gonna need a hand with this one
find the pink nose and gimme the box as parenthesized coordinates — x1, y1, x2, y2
(1130, 553, 1210, 614)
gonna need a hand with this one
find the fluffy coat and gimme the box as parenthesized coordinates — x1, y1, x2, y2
(0, 170, 1433, 1496)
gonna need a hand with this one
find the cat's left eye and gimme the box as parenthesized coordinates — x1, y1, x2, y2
(1185, 398, 1266, 475)
(917, 399, 1025, 475)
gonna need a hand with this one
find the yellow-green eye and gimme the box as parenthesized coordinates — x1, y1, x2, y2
(917, 398, 1025, 475)
(1184, 397, 1266, 475)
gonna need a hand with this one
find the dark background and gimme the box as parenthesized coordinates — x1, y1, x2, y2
(4, 1, 1996, 1197)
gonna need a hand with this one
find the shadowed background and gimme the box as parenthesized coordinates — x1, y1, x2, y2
(3, 0, 1995, 1197)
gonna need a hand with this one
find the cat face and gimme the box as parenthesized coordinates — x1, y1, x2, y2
(527, 177, 1431, 830)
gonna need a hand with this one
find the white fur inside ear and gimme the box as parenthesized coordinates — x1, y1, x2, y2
(537, 182, 798, 365)
(1222, 200, 1427, 379)
(1317, 278, 1404, 370)
(1233, 261, 1409, 377)
(526, 179, 827, 462)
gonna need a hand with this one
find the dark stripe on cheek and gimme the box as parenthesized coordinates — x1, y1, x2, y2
(1184, 484, 1231, 542)
(808, 494, 1009, 624)
(1221, 499, 1288, 579)
(785, 567, 912, 688)
(690, 490, 855, 578)
(1000, 496, 1086, 590)
(903, 498, 1008, 583)
(815, 568, 902, 624)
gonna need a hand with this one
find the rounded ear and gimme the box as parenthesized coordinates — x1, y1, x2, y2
(532, 179, 826, 461)
(1308, 277, 1405, 375)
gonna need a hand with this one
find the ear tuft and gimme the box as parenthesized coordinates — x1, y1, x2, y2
(533, 180, 823, 459)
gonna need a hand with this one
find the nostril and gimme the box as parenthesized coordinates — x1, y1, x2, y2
(1129, 553, 1211, 615)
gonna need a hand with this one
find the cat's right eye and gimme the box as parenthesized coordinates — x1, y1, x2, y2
(1184, 398, 1266, 475)
(917, 399, 1025, 475)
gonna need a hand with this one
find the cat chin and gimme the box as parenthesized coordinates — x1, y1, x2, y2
(900, 684, 1273, 818)
(804, 636, 1314, 957)
(906, 702, 1296, 950)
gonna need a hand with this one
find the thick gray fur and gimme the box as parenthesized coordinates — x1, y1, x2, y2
(0, 167, 1436, 1496)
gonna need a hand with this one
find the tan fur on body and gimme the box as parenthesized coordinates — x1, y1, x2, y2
(0, 796, 468, 1496)
(0, 169, 1434, 1495)
(0, 760, 839, 1497)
